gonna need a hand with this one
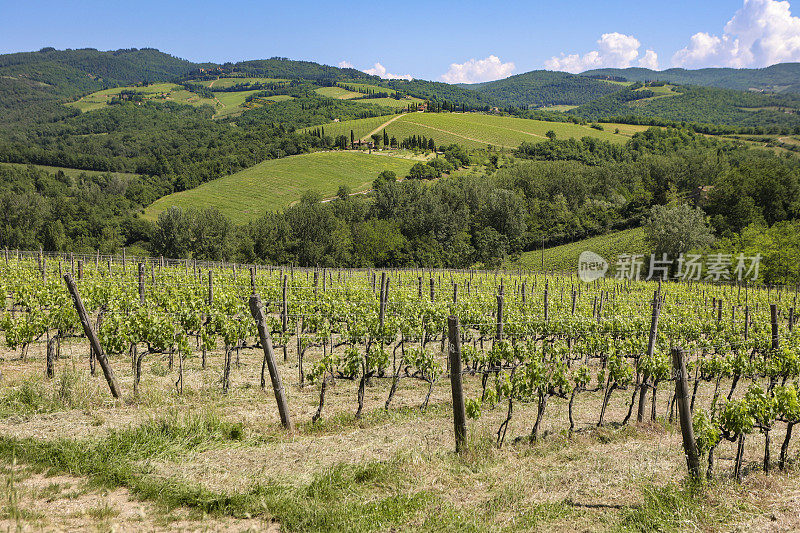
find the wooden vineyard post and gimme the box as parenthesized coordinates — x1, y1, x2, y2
(543, 281, 549, 322)
(448, 315, 467, 453)
(138, 263, 145, 305)
(378, 272, 387, 331)
(496, 291, 504, 341)
(744, 306, 750, 340)
(208, 270, 213, 307)
(771, 304, 780, 352)
(249, 294, 293, 431)
(282, 275, 289, 362)
(672, 347, 701, 481)
(45, 336, 57, 379)
(250, 267, 256, 294)
(63, 273, 121, 399)
(638, 291, 660, 423)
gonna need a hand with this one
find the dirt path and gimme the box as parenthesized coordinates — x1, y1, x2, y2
(361, 113, 408, 141)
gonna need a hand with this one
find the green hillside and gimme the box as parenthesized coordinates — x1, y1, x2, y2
(143, 151, 418, 223)
(569, 84, 800, 129)
(581, 63, 800, 93)
(509, 227, 647, 272)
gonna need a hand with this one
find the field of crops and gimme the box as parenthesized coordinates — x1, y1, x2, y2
(510, 228, 648, 272)
(143, 151, 418, 223)
(1, 251, 799, 530)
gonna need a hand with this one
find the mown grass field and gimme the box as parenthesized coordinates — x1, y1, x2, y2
(539, 105, 578, 112)
(0, 162, 139, 180)
(391, 113, 629, 148)
(211, 89, 264, 118)
(143, 151, 418, 223)
(1, 312, 798, 531)
(69, 83, 274, 118)
(306, 112, 650, 149)
(338, 82, 397, 95)
(305, 113, 656, 149)
(509, 227, 648, 272)
(629, 84, 678, 106)
(315, 86, 363, 99)
(300, 115, 400, 141)
(195, 77, 288, 89)
(263, 94, 294, 102)
(360, 96, 423, 109)
(68, 83, 217, 113)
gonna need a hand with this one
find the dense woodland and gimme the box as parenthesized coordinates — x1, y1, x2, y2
(0, 48, 799, 278)
(463, 70, 623, 108)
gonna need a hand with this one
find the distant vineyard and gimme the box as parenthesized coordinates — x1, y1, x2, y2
(510, 227, 648, 272)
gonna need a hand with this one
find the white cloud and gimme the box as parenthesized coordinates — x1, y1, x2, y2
(338, 60, 354, 68)
(362, 62, 413, 80)
(545, 32, 654, 73)
(672, 0, 800, 68)
(440, 55, 516, 83)
(638, 49, 660, 69)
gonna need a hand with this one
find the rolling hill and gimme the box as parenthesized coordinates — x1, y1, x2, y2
(143, 151, 419, 223)
(580, 63, 800, 93)
(568, 83, 800, 129)
(460, 70, 624, 108)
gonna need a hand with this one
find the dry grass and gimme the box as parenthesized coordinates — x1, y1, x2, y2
(1, 339, 800, 531)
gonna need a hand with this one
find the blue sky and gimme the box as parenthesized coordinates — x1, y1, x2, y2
(2, 0, 799, 82)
